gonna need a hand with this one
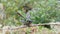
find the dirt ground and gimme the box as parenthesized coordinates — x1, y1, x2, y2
(0, 26, 59, 34)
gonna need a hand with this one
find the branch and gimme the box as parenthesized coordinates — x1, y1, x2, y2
(1, 22, 60, 31)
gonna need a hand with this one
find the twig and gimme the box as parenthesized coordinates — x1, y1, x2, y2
(0, 23, 60, 30)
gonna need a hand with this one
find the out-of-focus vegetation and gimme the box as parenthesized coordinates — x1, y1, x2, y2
(0, 0, 60, 34)
(0, 0, 59, 26)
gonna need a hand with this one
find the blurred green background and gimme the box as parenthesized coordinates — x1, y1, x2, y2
(0, 0, 59, 26)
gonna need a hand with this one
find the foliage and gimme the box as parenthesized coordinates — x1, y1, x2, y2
(30, 0, 57, 24)
(0, 0, 59, 26)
